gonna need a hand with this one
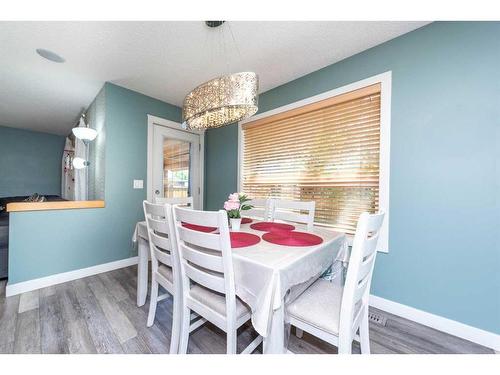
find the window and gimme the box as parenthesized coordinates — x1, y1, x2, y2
(239, 73, 390, 251)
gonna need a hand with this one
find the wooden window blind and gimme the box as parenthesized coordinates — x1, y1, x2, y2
(241, 84, 381, 234)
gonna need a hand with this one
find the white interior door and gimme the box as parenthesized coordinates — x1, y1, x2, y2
(152, 124, 201, 209)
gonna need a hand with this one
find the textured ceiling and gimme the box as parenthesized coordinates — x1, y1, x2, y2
(0, 21, 429, 135)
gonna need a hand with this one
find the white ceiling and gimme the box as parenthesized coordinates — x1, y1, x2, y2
(0, 21, 429, 135)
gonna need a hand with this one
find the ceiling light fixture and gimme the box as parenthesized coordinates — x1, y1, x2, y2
(72, 114, 97, 144)
(71, 114, 96, 169)
(36, 48, 65, 63)
(182, 21, 259, 130)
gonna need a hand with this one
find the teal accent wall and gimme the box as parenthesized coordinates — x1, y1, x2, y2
(0, 126, 65, 197)
(204, 22, 500, 334)
(204, 123, 239, 210)
(8, 83, 181, 283)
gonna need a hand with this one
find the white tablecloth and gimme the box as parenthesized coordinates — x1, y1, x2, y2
(230, 222, 347, 336)
(132, 220, 347, 338)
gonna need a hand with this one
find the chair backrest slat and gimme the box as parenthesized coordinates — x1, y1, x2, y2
(181, 244, 224, 273)
(357, 252, 376, 284)
(353, 274, 371, 303)
(143, 201, 179, 280)
(147, 217, 170, 233)
(155, 196, 194, 208)
(270, 199, 316, 231)
(177, 227, 221, 250)
(147, 203, 169, 217)
(339, 211, 385, 340)
(184, 263, 226, 294)
(150, 231, 171, 251)
(154, 248, 172, 267)
(175, 207, 219, 227)
(243, 198, 272, 220)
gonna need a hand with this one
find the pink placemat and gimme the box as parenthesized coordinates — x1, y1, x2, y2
(230, 232, 261, 248)
(250, 222, 295, 232)
(241, 217, 253, 224)
(181, 222, 217, 233)
(262, 231, 323, 246)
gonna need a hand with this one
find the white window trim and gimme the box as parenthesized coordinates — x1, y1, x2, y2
(147, 114, 205, 208)
(238, 71, 391, 253)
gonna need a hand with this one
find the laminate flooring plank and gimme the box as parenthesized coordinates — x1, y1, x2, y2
(122, 336, 152, 354)
(98, 273, 129, 302)
(0, 294, 19, 349)
(13, 309, 41, 353)
(117, 299, 170, 354)
(86, 276, 137, 344)
(18, 290, 39, 313)
(72, 278, 124, 354)
(39, 292, 66, 353)
(56, 283, 97, 354)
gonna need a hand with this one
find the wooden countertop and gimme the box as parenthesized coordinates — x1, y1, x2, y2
(6, 200, 105, 212)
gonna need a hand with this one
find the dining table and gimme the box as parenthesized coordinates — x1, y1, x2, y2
(132, 218, 348, 354)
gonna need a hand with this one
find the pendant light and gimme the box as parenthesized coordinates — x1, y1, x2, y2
(182, 22, 259, 130)
(71, 114, 96, 169)
(72, 114, 97, 144)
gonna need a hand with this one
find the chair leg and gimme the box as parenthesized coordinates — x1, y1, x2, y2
(226, 329, 237, 354)
(338, 333, 353, 354)
(359, 312, 370, 354)
(178, 306, 191, 354)
(146, 277, 159, 327)
(169, 295, 181, 354)
(295, 328, 303, 338)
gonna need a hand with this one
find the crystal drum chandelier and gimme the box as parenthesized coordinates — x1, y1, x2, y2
(182, 71, 259, 130)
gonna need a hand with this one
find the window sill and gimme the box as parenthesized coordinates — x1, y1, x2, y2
(6, 200, 105, 212)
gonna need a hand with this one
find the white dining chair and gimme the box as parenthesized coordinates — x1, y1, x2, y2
(173, 207, 263, 354)
(286, 211, 385, 354)
(242, 198, 272, 220)
(154, 196, 194, 208)
(270, 199, 316, 231)
(142, 201, 182, 354)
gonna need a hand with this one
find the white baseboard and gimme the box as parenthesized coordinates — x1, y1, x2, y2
(370, 294, 500, 351)
(5, 256, 139, 297)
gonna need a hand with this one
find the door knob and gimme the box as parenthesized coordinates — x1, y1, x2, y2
(155, 190, 160, 195)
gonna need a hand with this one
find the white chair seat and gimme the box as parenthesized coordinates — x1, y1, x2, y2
(158, 264, 173, 282)
(190, 285, 251, 319)
(287, 279, 360, 336)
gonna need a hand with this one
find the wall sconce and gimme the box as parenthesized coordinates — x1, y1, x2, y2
(72, 157, 90, 169)
(72, 127, 97, 144)
(71, 114, 96, 169)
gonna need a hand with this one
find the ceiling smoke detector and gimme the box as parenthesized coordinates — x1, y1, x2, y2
(36, 48, 65, 63)
(205, 21, 225, 28)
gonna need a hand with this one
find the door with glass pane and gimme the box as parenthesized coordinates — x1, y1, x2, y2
(152, 125, 201, 209)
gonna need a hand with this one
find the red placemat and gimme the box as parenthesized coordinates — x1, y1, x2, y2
(230, 232, 261, 248)
(241, 217, 253, 224)
(181, 222, 217, 233)
(262, 231, 323, 246)
(250, 222, 295, 232)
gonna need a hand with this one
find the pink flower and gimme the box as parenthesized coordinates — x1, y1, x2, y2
(228, 193, 240, 202)
(224, 200, 240, 211)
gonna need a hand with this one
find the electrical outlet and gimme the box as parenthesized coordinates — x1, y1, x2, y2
(133, 180, 143, 189)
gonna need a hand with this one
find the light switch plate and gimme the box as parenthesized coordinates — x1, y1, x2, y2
(133, 180, 143, 189)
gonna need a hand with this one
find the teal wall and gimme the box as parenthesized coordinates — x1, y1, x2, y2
(204, 124, 239, 210)
(0, 125, 65, 197)
(204, 22, 500, 334)
(8, 83, 181, 283)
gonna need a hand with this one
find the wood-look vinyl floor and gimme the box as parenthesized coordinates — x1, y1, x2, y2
(0, 266, 494, 354)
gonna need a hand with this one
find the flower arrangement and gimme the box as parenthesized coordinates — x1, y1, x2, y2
(223, 193, 253, 219)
